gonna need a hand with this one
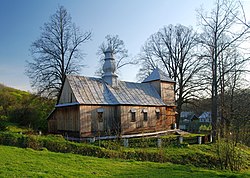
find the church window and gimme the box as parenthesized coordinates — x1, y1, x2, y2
(130, 108, 136, 122)
(97, 108, 104, 122)
(142, 109, 148, 121)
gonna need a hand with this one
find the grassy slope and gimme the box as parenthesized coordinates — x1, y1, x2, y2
(0, 145, 249, 178)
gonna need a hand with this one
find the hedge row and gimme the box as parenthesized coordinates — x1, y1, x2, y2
(0, 132, 105, 157)
(0, 131, 220, 168)
(127, 136, 178, 148)
(94, 134, 208, 149)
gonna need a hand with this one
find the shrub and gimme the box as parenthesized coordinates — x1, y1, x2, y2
(94, 140, 121, 150)
(0, 121, 7, 131)
(199, 124, 212, 131)
(215, 139, 246, 171)
(43, 139, 65, 152)
(0, 132, 24, 147)
(25, 135, 43, 150)
(74, 143, 105, 157)
(161, 136, 178, 147)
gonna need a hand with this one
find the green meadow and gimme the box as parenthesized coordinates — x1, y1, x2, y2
(0, 145, 249, 178)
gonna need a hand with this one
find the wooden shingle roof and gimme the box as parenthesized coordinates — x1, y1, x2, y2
(66, 75, 166, 106)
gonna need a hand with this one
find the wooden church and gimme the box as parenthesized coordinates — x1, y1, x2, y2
(48, 48, 176, 138)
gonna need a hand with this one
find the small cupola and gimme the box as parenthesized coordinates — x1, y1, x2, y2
(102, 47, 118, 87)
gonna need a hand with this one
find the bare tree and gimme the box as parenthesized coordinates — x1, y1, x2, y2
(227, 89, 250, 146)
(137, 24, 203, 128)
(218, 45, 250, 136)
(26, 6, 91, 98)
(95, 34, 136, 76)
(197, 0, 250, 140)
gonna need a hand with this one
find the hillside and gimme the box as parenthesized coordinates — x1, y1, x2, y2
(1, 145, 249, 178)
(0, 84, 55, 131)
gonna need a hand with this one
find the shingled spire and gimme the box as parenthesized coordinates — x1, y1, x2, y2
(102, 47, 118, 87)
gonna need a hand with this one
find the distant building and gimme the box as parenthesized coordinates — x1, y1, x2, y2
(179, 112, 199, 131)
(199, 112, 212, 123)
(48, 48, 176, 138)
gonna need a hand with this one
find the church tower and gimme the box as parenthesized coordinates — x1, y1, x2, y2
(142, 68, 175, 106)
(102, 47, 118, 87)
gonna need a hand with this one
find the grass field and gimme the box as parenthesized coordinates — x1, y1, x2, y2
(0, 145, 249, 178)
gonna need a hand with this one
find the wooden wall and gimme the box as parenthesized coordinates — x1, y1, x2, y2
(160, 82, 175, 105)
(48, 104, 176, 138)
(166, 106, 176, 126)
(58, 78, 77, 104)
(48, 106, 80, 137)
(79, 105, 120, 137)
(146, 80, 175, 106)
(48, 110, 57, 133)
(56, 106, 80, 131)
(79, 105, 175, 137)
(119, 105, 174, 134)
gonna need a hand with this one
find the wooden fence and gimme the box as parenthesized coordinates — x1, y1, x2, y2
(121, 135, 213, 148)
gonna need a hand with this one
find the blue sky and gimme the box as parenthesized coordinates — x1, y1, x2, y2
(0, 0, 249, 91)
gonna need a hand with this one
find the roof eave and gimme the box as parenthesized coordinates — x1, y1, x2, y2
(55, 103, 172, 107)
(55, 102, 80, 107)
(142, 79, 176, 83)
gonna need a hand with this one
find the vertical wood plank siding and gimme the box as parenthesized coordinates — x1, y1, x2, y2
(49, 104, 176, 137)
(56, 106, 80, 131)
(119, 105, 174, 134)
(48, 111, 57, 133)
(79, 105, 120, 137)
(58, 78, 77, 104)
(161, 82, 175, 105)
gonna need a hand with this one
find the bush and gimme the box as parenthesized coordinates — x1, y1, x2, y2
(161, 136, 178, 147)
(93, 135, 207, 149)
(126, 137, 156, 148)
(41, 138, 68, 153)
(25, 135, 43, 150)
(94, 140, 121, 150)
(0, 132, 24, 147)
(215, 139, 246, 171)
(199, 124, 212, 131)
(0, 121, 7, 131)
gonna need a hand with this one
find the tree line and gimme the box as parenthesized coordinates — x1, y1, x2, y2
(0, 84, 55, 132)
(26, 0, 250, 144)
